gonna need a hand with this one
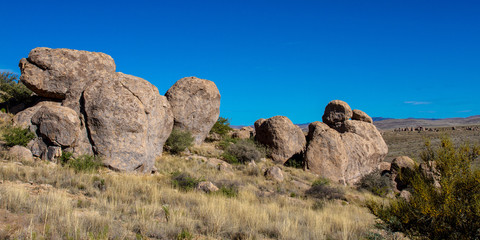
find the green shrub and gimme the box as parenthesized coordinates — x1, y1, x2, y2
(171, 171, 203, 191)
(218, 137, 238, 150)
(2, 125, 35, 147)
(284, 153, 304, 168)
(61, 153, 103, 173)
(209, 117, 233, 137)
(357, 170, 392, 197)
(306, 178, 345, 200)
(222, 139, 264, 164)
(176, 229, 193, 240)
(0, 71, 33, 110)
(367, 137, 480, 240)
(165, 129, 194, 154)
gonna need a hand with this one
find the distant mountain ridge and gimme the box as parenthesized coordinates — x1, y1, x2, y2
(231, 115, 480, 131)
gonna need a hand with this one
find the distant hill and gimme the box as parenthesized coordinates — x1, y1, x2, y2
(373, 115, 480, 130)
(232, 115, 480, 131)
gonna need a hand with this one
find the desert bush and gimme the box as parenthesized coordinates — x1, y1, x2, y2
(217, 136, 238, 150)
(209, 117, 233, 137)
(0, 71, 32, 111)
(171, 171, 203, 191)
(61, 152, 103, 173)
(357, 170, 392, 197)
(368, 137, 480, 239)
(2, 125, 35, 147)
(222, 139, 264, 164)
(284, 153, 304, 168)
(165, 129, 194, 154)
(306, 178, 345, 200)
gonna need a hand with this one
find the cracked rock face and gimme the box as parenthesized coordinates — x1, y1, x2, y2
(17, 47, 174, 172)
(165, 76, 220, 145)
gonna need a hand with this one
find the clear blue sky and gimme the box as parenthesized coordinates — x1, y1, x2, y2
(1, 0, 479, 125)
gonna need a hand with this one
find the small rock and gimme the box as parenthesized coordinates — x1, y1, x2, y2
(352, 109, 373, 123)
(265, 166, 284, 182)
(322, 100, 353, 129)
(8, 145, 34, 162)
(400, 190, 412, 202)
(196, 181, 219, 193)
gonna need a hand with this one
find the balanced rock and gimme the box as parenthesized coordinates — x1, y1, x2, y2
(254, 116, 306, 164)
(322, 100, 353, 130)
(17, 47, 174, 172)
(165, 77, 220, 145)
(352, 109, 373, 123)
(306, 101, 388, 184)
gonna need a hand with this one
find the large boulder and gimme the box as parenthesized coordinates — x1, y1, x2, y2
(390, 156, 416, 191)
(305, 122, 348, 183)
(322, 100, 353, 130)
(254, 116, 306, 164)
(232, 126, 254, 139)
(19, 47, 116, 112)
(16, 47, 175, 172)
(306, 101, 388, 184)
(84, 73, 173, 172)
(165, 77, 220, 145)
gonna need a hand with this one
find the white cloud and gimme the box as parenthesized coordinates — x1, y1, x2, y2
(404, 101, 432, 105)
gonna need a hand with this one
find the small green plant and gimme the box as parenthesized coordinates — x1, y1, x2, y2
(218, 136, 238, 150)
(368, 137, 480, 240)
(171, 171, 203, 191)
(62, 154, 103, 173)
(222, 139, 264, 164)
(162, 204, 170, 222)
(165, 129, 194, 154)
(284, 153, 304, 168)
(209, 117, 233, 137)
(357, 170, 392, 197)
(218, 185, 239, 198)
(311, 177, 330, 187)
(2, 125, 35, 147)
(306, 178, 345, 200)
(176, 229, 193, 240)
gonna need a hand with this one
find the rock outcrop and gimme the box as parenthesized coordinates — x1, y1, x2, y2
(165, 77, 220, 145)
(305, 100, 388, 184)
(232, 126, 254, 139)
(352, 109, 373, 123)
(16, 47, 174, 172)
(254, 116, 306, 164)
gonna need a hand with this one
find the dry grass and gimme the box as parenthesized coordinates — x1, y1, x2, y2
(382, 125, 480, 162)
(0, 148, 380, 239)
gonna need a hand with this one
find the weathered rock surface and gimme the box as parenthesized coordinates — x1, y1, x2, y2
(16, 47, 175, 172)
(254, 116, 306, 164)
(196, 181, 219, 193)
(352, 109, 373, 123)
(232, 126, 254, 139)
(19, 47, 115, 112)
(8, 145, 34, 162)
(165, 77, 220, 145)
(84, 73, 173, 172)
(322, 100, 353, 130)
(305, 101, 388, 184)
(390, 156, 416, 191)
(305, 122, 347, 183)
(265, 166, 284, 182)
(31, 105, 81, 147)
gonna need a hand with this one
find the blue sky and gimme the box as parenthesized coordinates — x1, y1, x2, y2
(1, 0, 479, 125)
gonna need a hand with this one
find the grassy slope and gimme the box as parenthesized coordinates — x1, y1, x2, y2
(0, 144, 379, 240)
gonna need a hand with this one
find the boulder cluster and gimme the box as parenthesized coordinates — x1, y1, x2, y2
(254, 100, 388, 184)
(14, 47, 220, 172)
